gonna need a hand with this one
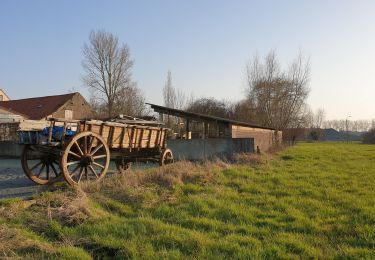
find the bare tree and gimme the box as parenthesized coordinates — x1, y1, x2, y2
(313, 108, 326, 128)
(245, 50, 310, 131)
(324, 119, 373, 132)
(82, 30, 134, 117)
(231, 99, 257, 123)
(187, 97, 232, 118)
(163, 71, 176, 109)
(175, 89, 188, 110)
(114, 84, 149, 117)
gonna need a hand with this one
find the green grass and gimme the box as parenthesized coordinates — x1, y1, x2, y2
(1, 142, 375, 259)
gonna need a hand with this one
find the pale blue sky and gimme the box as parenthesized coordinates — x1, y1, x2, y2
(1, 1, 374, 120)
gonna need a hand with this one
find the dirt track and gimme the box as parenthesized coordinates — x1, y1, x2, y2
(0, 159, 154, 199)
(0, 159, 48, 199)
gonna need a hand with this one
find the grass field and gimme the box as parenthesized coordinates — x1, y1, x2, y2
(1, 142, 375, 259)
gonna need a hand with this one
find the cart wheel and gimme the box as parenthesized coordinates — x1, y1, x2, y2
(21, 145, 61, 185)
(115, 160, 131, 174)
(159, 148, 174, 166)
(60, 132, 110, 186)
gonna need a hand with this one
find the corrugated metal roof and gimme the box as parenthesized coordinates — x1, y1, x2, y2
(147, 103, 276, 130)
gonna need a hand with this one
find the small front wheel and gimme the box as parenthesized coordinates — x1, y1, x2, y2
(60, 132, 110, 186)
(159, 148, 174, 166)
(21, 145, 61, 185)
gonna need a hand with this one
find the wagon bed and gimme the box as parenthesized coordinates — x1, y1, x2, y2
(16, 118, 173, 186)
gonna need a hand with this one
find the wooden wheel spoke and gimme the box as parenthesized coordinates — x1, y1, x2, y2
(30, 161, 43, 172)
(50, 163, 59, 177)
(77, 168, 85, 183)
(85, 167, 88, 180)
(88, 135, 94, 153)
(88, 165, 99, 178)
(46, 164, 50, 180)
(70, 164, 81, 177)
(67, 160, 81, 166)
(36, 163, 46, 177)
(92, 161, 105, 169)
(91, 144, 103, 156)
(93, 154, 107, 160)
(68, 151, 81, 159)
(84, 136, 88, 154)
(74, 141, 84, 156)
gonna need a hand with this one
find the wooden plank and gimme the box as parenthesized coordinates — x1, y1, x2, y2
(162, 130, 166, 148)
(48, 121, 54, 143)
(122, 127, 131, 148)
(138, 128, 144, 148)
(147, 128, 152, 148)
(130, 126, 136, 149)
(111, 127, 123, 148)
(119, 127, 125, 148)
(149, 130, 157, 148)
(155, 129, 160, 148)
(107, 126, 114, 147)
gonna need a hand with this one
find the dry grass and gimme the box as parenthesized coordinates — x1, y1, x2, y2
(0, 224, 53, 258)
(36, 190, 92, 226)
(83, 160, 228, 192)
(0, 199, 36, 220)
(0, 190, 92, 226)
(233, 152, 265, 165)
(267, 142, 288, 154)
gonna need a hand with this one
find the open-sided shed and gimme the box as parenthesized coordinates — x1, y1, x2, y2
(147, 103, 281, 152)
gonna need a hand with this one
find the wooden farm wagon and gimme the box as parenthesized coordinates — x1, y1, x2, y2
(19, 118, 173, 186)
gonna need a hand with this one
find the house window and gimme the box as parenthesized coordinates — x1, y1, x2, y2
(65, 110, 73, 119)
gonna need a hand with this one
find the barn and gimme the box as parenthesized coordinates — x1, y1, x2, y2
(147, 103, 282, 154)
(0, 92, 94, 122)
(0, 92, 95, 157)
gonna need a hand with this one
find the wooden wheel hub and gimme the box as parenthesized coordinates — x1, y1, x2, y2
(80, 155, 93, 167)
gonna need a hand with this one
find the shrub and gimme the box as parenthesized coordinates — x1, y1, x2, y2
(363, 128, 375, 144)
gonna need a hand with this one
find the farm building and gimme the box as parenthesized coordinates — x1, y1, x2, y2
(0, 89, 11, 101)
(0, 92, 95, 157)
(0, 92, 94, 122)
(147, 103, 282, 153)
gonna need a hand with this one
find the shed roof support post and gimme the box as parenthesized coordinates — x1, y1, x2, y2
(186, 119, 190, 132)
(159, 113, 164, 122)
(202, 122, 205, 139)
(185, 118, 191, 139)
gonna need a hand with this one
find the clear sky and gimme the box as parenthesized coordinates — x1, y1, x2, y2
(1, 0, 374, 120)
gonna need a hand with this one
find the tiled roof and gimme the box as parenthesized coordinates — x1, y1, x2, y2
(0, 89, 11, 100)
(0, 93, 76, 120)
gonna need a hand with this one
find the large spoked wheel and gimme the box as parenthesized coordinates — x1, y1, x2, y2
(21, 145, 61, 185)
(60, 132, 110, 186)
(159, 148, 174, 166)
